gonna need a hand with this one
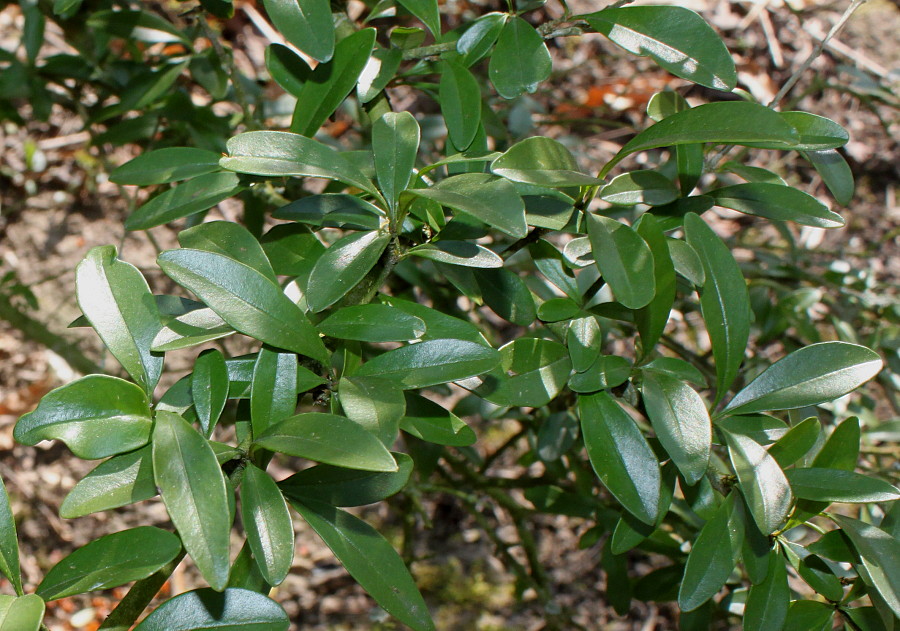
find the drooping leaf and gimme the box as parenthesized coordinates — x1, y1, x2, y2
(0, 477, 21, 595)
(488, 17, 551, 99)
(306, 230, 391, 312)
(373, 112, 420, 215)
(192, 349, 229, 438)
(125, 173, 245, 231)
(110, 148, 222, 186)
(743, 548, 789, 631)
(15, 376, 152, 459)
(724, 431, 792, 534)
(787, 469, 900, 503)
(490, 137, 602, 187)
(133, 588, 289, 631)
(251, 348, 299, 437)
(833, 516, 900, 619)
(153, 411, 231, 591)
(60, 446, 157, 518)
(318, 304, 425, 342)
(279, 453, 413, 506)
(240, 464, 294, 586)
(758, 111, 849, 151)
(262, 0, 334, 63)
(400, 393, 476, 446)
(804, 149, 854, 206)
(708, 183, 844, 228)
(586, 213, 656, 309)
(439, 60, 482, 150)
(178, 221, 277, 283)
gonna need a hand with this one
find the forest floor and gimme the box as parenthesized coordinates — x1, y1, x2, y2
(0, 0, 898, 629)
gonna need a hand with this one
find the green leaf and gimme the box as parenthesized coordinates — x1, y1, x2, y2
(374, 112, 420, 215)
(260, 223, 325, 280)
(579, 391, 660, 525)
(0, 477, 21, 595)
(684, 213, 750, 402)
(610, 461, 677, 553)
(220, 131, 378, 197)
(477, 338, 572, 408)
(678, 493, 745, 611)
(400, 393, 476, 446)
(273, 193, 383, 230)
(473, 267, 536, 326)
(744, 549, 789, 631)
(635, 214, 675, 356)
(408, 173, 527, 238)
(600, 171, 679, 206)
(537, 297, 580, 322)
(566, 316, 602, 372)
(280, 452, 413, 506)
(178, 221, 277, 283)
(586, 213, 656, 309)
(60, 446, 157, 518)
(396, 0, 440, 36)
(356, 339, 500, 389)
(306, 230, 390, 312)
(723, 342, 882, 416)
(75, 246, 163, 394)
(583, 6, 736, 91)
(381, 296, 488, 346)
(319, 304, 425, 342)
(133, 588, 289, 631)
(833, 516, 900, 619)
(338, 376, 404, 446)
(567, 354, 631, 393)
(15, 375, 152, 459)
(803, 149, 854, 206)
(158, 249, 329, 364)
(151, 307, 235, 352)
(490, 137, 603, 187)
(289, 28, 377, 136)
(768, 417, 820, 468)
(667, 238, 705, 286)
(0, 594, 44, 631)
(487, 17, 552, 99)
(357, 48, 402, 104)
(254, 413, 398, 472)
(37, 527, 180, 600)
(708, 183, 844, 228)
(787, 469, 900, 503)
(812, 416, 860, 470)
(153, 411, 231, 591)
(262, 0, 334, 62)
(783, 600, 833, 631)
(641, 371, 711, 485)
(86, 9, 190, 44)
(724, 431, 792, 534)
(766, 112, 849, 151)
(457, 13, 506, 66)
(716, 414, 788, 445)
(642, 356, 706, 387)
(265, 43, 311, 97)
(646, 90, 691, 122)
(240, 464, 294, 586)
(529, 239, 580, 300)
(289, 499, 435, 631)
(192, 349, 229, 438)
(600, 102, 800, 178)
(125, 173, 244, 231)
(251, 348, 298, 437)
(407, 241, 503, 269)
(110, 148, 222, 186)
(439, 60, 482, 151)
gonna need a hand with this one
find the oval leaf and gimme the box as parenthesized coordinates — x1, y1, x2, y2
(709, 183, 844, 228)
(439, 60, 481, 150)
(804, 149, 854, 206)
(133, 588, 289, 631)
(60, 446, 157, 518)
(306, 230, 390, 312)
(724, 431, 792, 534)
(787, 468, 900, 503)
(832, 515, 900, 619)
(192, 349, 229, 438)
(373, 111, 420, 215)
(399, 393, 476, 446)
(0, 477, 21, 594)
(488, 17, 551, 99)
(318, 304, 425, 342)
(110, 147, 222, 186)
(262, 0, 334, 63)
(178, 221, 277, 283)
(251, 348, 299, 437)
(743, 546, 789, 630)
(600, 170, 679, 206)
(125, 173, 244, 231)
(491, 137, 603, 187)
(241, 464, 294, 586)
(355, 339, 501, 389)
(587, 213, 656, 309)
(407, 241, 503, 268)
(279, 452, 413, 506)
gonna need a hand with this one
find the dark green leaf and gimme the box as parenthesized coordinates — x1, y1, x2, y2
(0, 477, 20, 595)
(37, 527, 180, 600)
(179, 221, 277, 283)
(579, 391, 660, 525)
(791, 550, 844, 602)
(75, 246, 163, 394)
(407, 241, 503, 268)
(807, 529, 856, 563)
(356, 339, 500, 389)
(262, 0, 334, 62)
(635, 214, 675, 356)
(192, 349, 229, 438)
(783, 600, 833, 631)
(488, 17, 551, 99)
(716, 414, 788, 445)
(566, 316, 603, 372)
(768, 417, 820, 468)
(280, 452, 413, 506)
(381, 296, 488, 346)
(125, 173, 244, 231)
(110, 148, 222, 186)
(491, 137, 602, 187)
(306, 230, 390, 312)
(804, 149, 854, 206)
(744, 549, 789, 631)
(724, 431, 792, 534)
(529, 239, 580, 300)
(289, 499, 434, 631)
(766, 112, 849, 151)
(60, 446, 157, 518)
(787, 469, 900, 503)
(357, 48, 402, 104)
(610, 461, 677, 553)
(456, 13, 506, 66)
(241, 464, 294, 586)
(439, 60, 482, 150)
(600, 171, 679, 206)
(374, 112, 420, 215)
(723, 342, 882, 416)
(261, 223, 325, 280)
(709, 183, 844, 228)
(86, 9, 190, 44)
(339, 376, 404, 446)
(273, 194, 383, 230)
(151, 307, 235, 352)
(153, 411, 231, 591)
(133, 588, 289, 630)
(568, 355, 631, 392)
(477, 338, 572, 407)
(14, 376, 152, 459)
(265, 43, 311, 97)
(473, 267, 536, 326)
(158, 249, 329, 364)
(642, 356, 706, 387)
(741, 500, 773, 585)
(537, 297, 580, 322)
(400, 393, 476, 446)
(835, 515, 900, 618)
(251, 348, 299, 437)
(812, 416, 860, 470)
(584, 6, 736, 90)
(587, 213, 656, 309)
(319, 304, 425, 342)
(396, 0, 440, 36)
(254, 413, 398, 472)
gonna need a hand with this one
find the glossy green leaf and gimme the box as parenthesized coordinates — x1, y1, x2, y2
(787, 469, 900, 503)
(289, 28, 376, 136)
(646, 90, 691, 122)
(641, 371, 711, 485)
(263, 0, 334, 62)
(457, 13, 506, 65)
(678, 493, 745, 611)
(408, 173, 527, 238)
(260, 223, 325, 281)
(684, 213, 750, 402)
(642, 356, 706, 387)
(396, 0, 440, 35)
(0, 594, 44, 631)
(473, 267, 536, 326)
(635, 214, 675, 356)
(744, 549, 789, 631)
(477, 338, 572, 408)
(709, 183, 844, 228)
(439, 60, 481, 150)
(724, 431, 792, 534)
(537, 297, 580, 322)
(15, 375, 152, 459)
(37, 527, 180, 600)
(783, 600, 833, 631)
(306, 230, 390, 312)
(125, 173, 244, 231)
(587, 213, 656, 309)
(357, 47, 402, 104)
(153, 411, 231, 591)
(110, 148, 222, 186)
(488, 17, 551, 99)
(60, 446, 157, 518)
(610, 461, 677, 553)
(807, 529, 855, 563)
(568, 354, 631, 393)
(804, 149, 854, 206)
(407, 241, 502, 269)
(566, 316, 602, 372)
(579, 391, 660, 525)
(667, 238, 705, 286)
(741, 500, 773, 585)
(133, 588, 289, 630)
(400, 393, 476, 446)
(192, 349, 229, 438)
(151, 307, 235, 352)
(374, 112, 420, 214)
(768, 417, 820, 468)
(254, 413, 398, 472)
(251, 348, 298, 437)
(273, 194, 383, 230)
(529, 239, 580, 300)
(756, 112, 849, 151)
(179, 221, 277, 283)
(220, 130, 378, 197)
(833, 516, 900, 619)
(491, 137, 602, 187)
(584, 6, 736, 91)
(381, 296, 488, 346)
(812, 416, 860, 470)
(280, 452, 413, 506)
(356, 339, 500, 389)
(723, 342, 883, 416)
(339, 376, 404, 446)
(784, 546, 844, 602)
(158, 249, 329, 364)
(716, 414, 788, 445)
(600, 102, 800, 178)
(319, 304, 425, 342)
(600, 171, 679, 206)
(240, 465, 294, 586)
(75, 246, 163, 394)
(0, 477, 20, 595)
(265, 43, 310, 97)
